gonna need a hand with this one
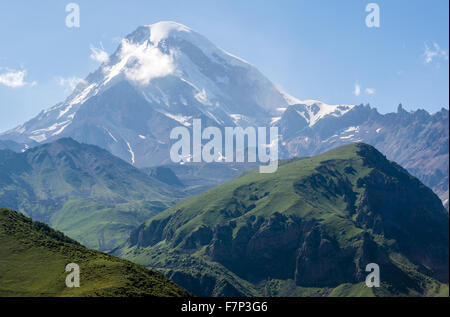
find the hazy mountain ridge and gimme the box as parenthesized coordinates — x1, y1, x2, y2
(0, 138, 184, 251)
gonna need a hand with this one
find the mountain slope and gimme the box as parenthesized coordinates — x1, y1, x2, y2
(0, 208, 189, 297)
(0, 138, 184, 251)
(117, 143, 449, 297)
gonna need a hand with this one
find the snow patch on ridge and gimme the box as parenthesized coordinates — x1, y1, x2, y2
(105, 129, 118, 142)
(52, 122, 70, 136)
(58, 83, 97, 119)
(295, 100, 354, 127)
(29, 134, 47, 143)
(162, 112, 192, 126)
(126, 141, 135, 165)
(344, 126, 359, 133)
(30, 120, 71, 136)
(271, 117, 282, 124)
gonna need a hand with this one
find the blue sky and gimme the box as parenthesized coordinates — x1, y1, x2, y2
(0, 0, 448, 132)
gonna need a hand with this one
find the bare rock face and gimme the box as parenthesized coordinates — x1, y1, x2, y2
(294, 227, 356, 287)
(206, 213, 305, 281)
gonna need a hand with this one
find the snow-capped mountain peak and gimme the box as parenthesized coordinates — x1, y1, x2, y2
(148, 21, 193, 46)
(1, 22, 353, 166)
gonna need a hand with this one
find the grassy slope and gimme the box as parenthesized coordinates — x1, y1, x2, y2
(119, 143, 449, 297)
(0, 208, 190, 297)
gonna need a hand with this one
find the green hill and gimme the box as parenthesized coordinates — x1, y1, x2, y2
(0, 208, 190, 297)
(116, 143, 449, 297)
(0, 138, 184, 251)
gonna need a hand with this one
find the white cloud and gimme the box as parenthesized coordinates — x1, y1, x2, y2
(90, 43, 110, 64)
(58, 76, 86, 92)
(0, 69, 34, 88)
(353, 83, 375, 96)
(365, 88, 375, 95)
(103, 38, 175, 86)
(353, 83, 361, 96)
(424, 42, 448, 64)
